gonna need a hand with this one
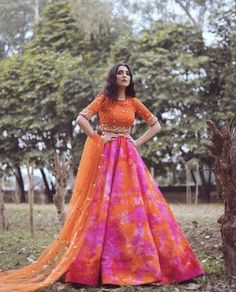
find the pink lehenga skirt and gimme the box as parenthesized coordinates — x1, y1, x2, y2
(65, 136, 204, 286)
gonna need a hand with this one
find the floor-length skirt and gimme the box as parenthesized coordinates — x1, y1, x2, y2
(65, 136, 204, 286)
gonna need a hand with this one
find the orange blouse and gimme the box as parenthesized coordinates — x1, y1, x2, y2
(79, 94, 158, 134)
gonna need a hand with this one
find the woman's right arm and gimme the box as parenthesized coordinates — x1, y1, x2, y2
(77, 95, 117, 142)
(76, 115, 95, 137)
(76, 95, 103, 137)
(76, 115, 117, 143)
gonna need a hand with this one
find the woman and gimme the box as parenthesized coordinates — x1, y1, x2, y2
(0, 63, 203, 291)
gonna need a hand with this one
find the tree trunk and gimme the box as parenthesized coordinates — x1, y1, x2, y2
(33, 0, 40, 24)
(0, 183, 7, 230)
(216, 177, 223, 201)
(15, 165, 26, 202)
(54, 153, 71, 227)
(26, 161, 35, 238)
(199, 165, 211, 203)
(185, 164, 192, 204)
(40, 168, 54, 203)
(13, 178, 21, 203)
(205, 120, 236, 277)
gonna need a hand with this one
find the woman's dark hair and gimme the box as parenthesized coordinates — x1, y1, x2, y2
(103, 63, 136, 100)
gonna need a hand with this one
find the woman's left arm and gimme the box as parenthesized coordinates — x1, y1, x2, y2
(129, 121, 161, 148)
(129, 98, 162, 147)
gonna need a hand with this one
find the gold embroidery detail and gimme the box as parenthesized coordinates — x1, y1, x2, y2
(100, 124, 131, 134)
(79, 108, 94, 120)
(147, 115, 158, 126)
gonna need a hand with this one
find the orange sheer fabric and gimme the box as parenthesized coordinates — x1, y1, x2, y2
(0, 133, 104, 292)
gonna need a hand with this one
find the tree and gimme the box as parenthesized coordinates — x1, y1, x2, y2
(206, 4, 236, 121)
(108, 12, 234, 201)
(0, 0, 48, 59)
(131, 22, 211, 198)
(1, 0, 234, 204)
(0, 54, 27, 202)
(205, 120, 236, 277)
(1, 0, 133, 201)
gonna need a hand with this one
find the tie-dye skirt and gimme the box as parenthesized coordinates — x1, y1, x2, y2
(65, 137, 204, 286)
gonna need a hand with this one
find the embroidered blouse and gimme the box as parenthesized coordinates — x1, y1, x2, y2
(79, 94, 158, 134)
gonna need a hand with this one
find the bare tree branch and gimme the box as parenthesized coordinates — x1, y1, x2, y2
(175, 0, 201, 29)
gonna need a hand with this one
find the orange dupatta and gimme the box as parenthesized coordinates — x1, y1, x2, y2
(0, 133, 104, 292)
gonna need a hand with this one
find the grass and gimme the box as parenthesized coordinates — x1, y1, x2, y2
(0, 203, 234, 291)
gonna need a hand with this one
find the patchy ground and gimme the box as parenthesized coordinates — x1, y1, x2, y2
(0, 203, 235, 291)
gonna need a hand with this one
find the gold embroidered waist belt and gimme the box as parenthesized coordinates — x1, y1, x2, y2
(99, 124, 131, 134)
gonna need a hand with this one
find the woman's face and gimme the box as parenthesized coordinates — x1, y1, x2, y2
(115, 65, 131, 88)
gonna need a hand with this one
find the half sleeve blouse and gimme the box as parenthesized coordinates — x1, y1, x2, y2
(79, 95, 158, 134)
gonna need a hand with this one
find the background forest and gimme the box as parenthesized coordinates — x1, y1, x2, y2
(0, 0, 235, 204)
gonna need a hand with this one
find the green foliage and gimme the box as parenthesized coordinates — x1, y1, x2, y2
(206, 5, 236, 121)
(29, 1, 82, 55)
(0, 0, 235, 188)
(0, 0, 135, 173)
(127, 23, 210, 173)
(0, 2, 83, 171)
(0, 54, 24, 166)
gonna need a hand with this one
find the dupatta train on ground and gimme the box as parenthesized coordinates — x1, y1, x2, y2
(0, 133, 104, 292)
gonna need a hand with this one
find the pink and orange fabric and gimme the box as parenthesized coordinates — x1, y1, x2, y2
(65, 94, 204, 286)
